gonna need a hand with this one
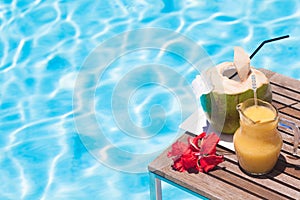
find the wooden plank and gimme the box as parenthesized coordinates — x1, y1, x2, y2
(279, 128, 298, 147)
(280, 160, 300, 179)
(272, 93, 298, 106)
(272, 101, 286, 110)
(259, 68, 276, 78)
(271, 84, 300, 103)
(218, 133, 300, 180)
(292, 103, 300, 110)
(280, 107, 300, 120)
(218, 130, 300, 184)
(277, 152, 300, 179)
(260, 68, 300, 92)
(282, 142, 299, 158)
(211, 131, 300, 197)
(279, 112, 300, 127)
(149, 125, 300, 199)
(149, 141, 261, 200)
(215, 143, 300, 195)
(269, 158, 300, 192)
(212, 163, 292, 200)
(218, 147, 300, 199)
(219, 142, 300, 180)
(160, 165, 261, 200)
(149, 133, 300, 200)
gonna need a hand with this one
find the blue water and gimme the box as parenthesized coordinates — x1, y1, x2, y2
(1, 0, 300, 199)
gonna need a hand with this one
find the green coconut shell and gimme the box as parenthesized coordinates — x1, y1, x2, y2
(200, 83, 272, 134)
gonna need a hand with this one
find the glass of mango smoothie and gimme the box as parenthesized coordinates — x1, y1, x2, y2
(233, 98, 299, 175)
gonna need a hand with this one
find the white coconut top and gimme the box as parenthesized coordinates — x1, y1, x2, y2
(234, 47, 251, 82)
(204, 62, 269, 94)
(192, 47, 270, 96)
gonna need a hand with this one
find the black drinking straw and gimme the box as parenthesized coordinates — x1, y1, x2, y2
(229, 35, 290, 79)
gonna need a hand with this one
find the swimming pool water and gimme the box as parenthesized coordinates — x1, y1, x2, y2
(1, 0, 300, 199)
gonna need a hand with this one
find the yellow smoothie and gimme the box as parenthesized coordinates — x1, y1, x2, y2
(234, 105, 282, 174)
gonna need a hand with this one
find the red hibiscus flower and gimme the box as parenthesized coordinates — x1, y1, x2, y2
(168, 132, 224, 173)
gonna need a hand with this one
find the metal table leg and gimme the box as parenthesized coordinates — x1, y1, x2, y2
(149, 172, 162, 200)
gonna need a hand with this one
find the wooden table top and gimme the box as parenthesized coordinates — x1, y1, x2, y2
(148, 69, 300, 200)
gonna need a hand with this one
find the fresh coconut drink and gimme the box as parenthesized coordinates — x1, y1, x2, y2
(199, 47, 272, 134)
